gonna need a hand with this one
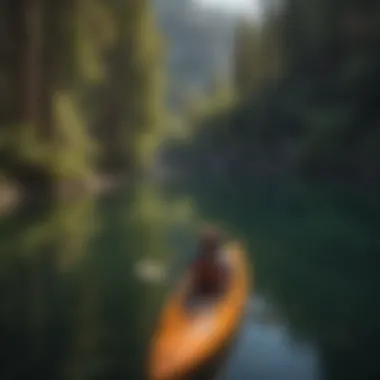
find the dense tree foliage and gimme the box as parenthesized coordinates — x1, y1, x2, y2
(0, 0, 165, 195)
(171, 0, 380, 185)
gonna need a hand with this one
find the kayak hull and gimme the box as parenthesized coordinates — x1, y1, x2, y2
(148, 242, 250, 380)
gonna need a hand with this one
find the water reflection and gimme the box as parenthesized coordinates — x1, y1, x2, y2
(2, 181, 378, 380)
(0, 198, 97, 379)
(187, 181, 380, 380)
(0, 183, 201, 380)
(219, 295, 322, 380)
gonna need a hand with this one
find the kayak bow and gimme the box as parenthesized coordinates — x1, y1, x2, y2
(148, 241, 250, 380)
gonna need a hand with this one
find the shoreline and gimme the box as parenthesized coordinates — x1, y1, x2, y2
(0, 181, 22, 216)
(0, 174, 128, 216)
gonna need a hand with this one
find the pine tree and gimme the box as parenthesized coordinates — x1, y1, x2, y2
(1, 0, 97, 192)
(1, 0, 167, 194)
(94, 0, 165, 176)
(233, 16, 284, 100)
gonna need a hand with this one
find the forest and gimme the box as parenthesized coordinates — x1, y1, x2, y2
(0, 0, 166, 204)
(1, 2, 379, 378)
(167, 0, 380, 186)
(1, 0, 380, 211)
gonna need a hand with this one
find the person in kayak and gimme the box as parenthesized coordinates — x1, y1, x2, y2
(190, 227, 229, 299)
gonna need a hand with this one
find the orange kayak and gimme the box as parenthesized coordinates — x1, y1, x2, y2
(148, 241, 250, 380)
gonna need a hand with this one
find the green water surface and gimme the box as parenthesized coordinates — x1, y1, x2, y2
(0, 180, 379, 380)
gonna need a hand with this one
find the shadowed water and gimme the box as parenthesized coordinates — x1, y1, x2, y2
(0, 180, 379, 380)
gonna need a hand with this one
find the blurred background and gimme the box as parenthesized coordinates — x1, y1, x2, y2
(0, 0, 379, 379)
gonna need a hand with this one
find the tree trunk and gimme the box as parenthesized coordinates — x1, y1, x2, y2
(24, 0, 43, 127)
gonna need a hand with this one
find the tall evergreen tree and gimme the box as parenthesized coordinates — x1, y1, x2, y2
(94, 0, 165, 176)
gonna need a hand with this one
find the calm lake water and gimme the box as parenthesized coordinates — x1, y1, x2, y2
(0, 180, 379, 380)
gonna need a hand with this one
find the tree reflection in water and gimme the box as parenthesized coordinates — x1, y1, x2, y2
(0, 183, 202, 380)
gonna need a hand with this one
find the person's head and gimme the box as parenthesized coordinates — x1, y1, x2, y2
(199, 226, 222, 258)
